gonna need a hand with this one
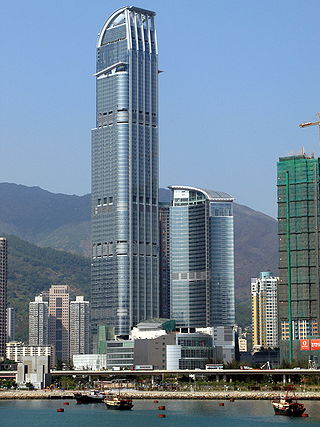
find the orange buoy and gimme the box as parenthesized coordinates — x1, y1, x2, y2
(57, 408, 64, 412)
(219, 402, 224, 406)
(158, 414, 166, 418)
(158, 406, 166, 410)
(153, 400, 159, 403)
(63, 402, 69, 405)
(302, 413, 309, 417)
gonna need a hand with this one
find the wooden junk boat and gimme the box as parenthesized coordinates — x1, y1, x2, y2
(74, 390, 105, 403)
(104, 391, 133, 410)
(272, 387, 306, 417)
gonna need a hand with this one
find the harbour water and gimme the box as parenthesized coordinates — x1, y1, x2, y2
(1, 399, 320, 426)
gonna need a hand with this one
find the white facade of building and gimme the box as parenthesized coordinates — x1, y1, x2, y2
(73, 354, 107, 371)
(166, 345, 181, 370)
(6, 341, 55, 368)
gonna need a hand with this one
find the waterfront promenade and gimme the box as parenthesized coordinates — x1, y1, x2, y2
(1, 389, 320, 400)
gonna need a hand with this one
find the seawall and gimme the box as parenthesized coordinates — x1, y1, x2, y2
(1, 390, 320, 400)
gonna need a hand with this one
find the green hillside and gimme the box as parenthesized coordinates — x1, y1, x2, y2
(0, 183, 279, 330)
(6, 235, 90, 342)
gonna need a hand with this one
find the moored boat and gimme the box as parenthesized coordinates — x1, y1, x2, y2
(104, 394, 133, 410)
(74, 390, 105, 403)
(272, 388, 306, 417)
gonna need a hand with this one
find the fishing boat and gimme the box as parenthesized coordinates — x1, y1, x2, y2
(74, 390, 105, 403)
(272, 388, 306, 417)
(104, 394, 133, 410)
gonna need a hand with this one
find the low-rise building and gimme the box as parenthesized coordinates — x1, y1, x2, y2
(6, 342, 56, 368)
(134, 334, 176, 369)
(166, 332, 215, 370)
(73, 354, 107, 370)
(16, 355, 51, 389)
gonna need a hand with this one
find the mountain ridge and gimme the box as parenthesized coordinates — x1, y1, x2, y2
(0, 182, 278, 329)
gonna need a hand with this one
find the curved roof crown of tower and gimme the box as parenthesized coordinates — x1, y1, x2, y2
(169, 185, 234, 202)
(97, 6, 156, 48)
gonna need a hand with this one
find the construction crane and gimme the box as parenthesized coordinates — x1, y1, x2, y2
(299, 112, 320, 128)
(299, 120, 320, 128)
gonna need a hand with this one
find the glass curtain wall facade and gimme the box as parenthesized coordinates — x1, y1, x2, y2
(278, 154, 320, 352)
(91, 7, 159, 339)
(169, 186, 235, 328)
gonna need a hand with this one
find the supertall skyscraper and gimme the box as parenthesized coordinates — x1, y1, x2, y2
(91, 7, 159, 339)
(0, 238, 7, 359)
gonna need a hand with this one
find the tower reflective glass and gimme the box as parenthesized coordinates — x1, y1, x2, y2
(91, 7, 159, 339)
(169, 186, 235, 328)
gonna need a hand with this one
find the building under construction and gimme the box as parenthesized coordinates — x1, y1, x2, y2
(277, 152, 320, 363)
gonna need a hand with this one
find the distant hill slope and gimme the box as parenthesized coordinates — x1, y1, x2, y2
(6, 235, 90, 342)
(0, 183, 90, 256)
(0, 183, 278, 328)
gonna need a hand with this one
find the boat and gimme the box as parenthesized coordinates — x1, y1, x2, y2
(74, 390, 105, 403)
(104, 393, 133, 410)
(272, 388, 306, 417)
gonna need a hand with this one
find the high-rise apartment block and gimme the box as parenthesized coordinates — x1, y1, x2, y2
(0, 238, 7, 359)
(91, 6, 159, 339)
(48, 285, 70, 361)
(251, 272, 279, 351)
(70, 296, 90, 359)
(6, 307, 15, 342)
(278, 153, 320, 360)
(29, 296, 48, 346)
(168, 186, 235, 328)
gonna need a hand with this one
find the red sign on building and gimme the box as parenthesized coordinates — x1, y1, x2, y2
(300, 339, 310, 351)
(311, 339, 320, 350)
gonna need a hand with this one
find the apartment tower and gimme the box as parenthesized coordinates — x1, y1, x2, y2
(278, 152, 320, 361)
(169, 186, 235, 328)
(69, 296, 90, 358)
(91, 7, 159, 340)
(29, 296, 48, 346)
(6, 307, 16, 342)
(251, 272, 279, 351)
(0, 238, 7, 359)
(48, 285, 70, 361)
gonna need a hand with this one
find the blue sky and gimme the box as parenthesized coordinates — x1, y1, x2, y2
(1, 0, 319, 217)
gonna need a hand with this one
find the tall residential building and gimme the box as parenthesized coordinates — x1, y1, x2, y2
(48, 285, 70, 361)
(277, 153, 320, 360)
(0, 238, 7, 359)
(29, 296, 49, 346)
(169, 186, 235, 328)
(91, 7, 159, 339)
(6, 307, 16, 342)
(69, 296, 90, 358)
(251, 272, 279, 351)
